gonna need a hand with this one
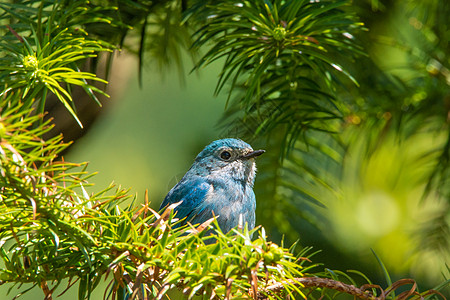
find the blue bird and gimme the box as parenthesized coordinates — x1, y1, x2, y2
(159, 138, 264, 233)
(121, 139, 264, 299)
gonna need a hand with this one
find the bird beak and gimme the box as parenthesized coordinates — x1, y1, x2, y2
(241, 149, 265, 159)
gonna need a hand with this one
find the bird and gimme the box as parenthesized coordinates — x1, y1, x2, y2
(159, 138, 264, 234)
(121, 138, 264, 299)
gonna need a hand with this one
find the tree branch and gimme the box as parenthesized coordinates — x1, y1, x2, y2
(258, 277, 377, 300)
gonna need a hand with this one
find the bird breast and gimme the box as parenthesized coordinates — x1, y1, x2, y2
(203, 177, 256, 232)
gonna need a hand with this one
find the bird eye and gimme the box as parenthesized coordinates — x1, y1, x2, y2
(220, 150, 232, 160)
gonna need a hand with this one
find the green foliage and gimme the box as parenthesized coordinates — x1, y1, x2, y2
(0, 0, 449, 299)
(191, 0, 363, 136)
(0, 27, 109, 127)
(141, 1, 195, 81)
(108, 213, 309, 300)
(0, 0, 116, 127)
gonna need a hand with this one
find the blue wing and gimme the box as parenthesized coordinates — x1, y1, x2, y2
(159, 176, 212, 226)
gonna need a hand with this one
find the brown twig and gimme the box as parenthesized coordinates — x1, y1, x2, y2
(257, 277, 447, 300)
(6, 25, 24, 43)
(258, 277, 377, 300)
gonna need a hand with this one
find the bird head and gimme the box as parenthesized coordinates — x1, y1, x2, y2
(192, 138, 265, 187)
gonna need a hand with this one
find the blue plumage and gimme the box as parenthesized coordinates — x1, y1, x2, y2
(160, 138, 264, 233)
